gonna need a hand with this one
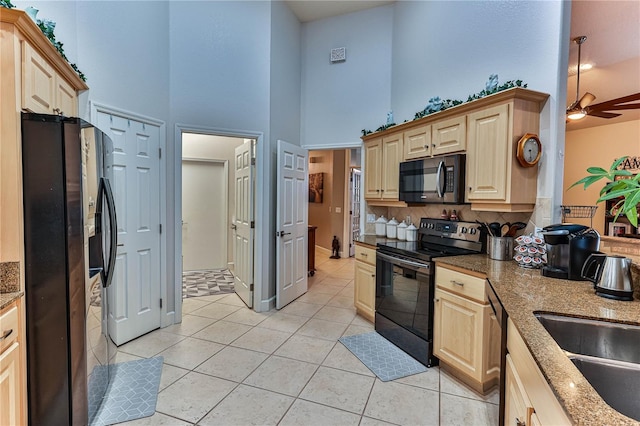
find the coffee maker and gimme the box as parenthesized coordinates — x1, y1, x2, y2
(541, 224, 600, 280)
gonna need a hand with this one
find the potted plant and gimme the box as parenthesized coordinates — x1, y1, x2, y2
(570, 156, 640, 227)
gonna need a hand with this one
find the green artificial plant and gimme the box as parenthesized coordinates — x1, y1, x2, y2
(570, 156, 640, 227)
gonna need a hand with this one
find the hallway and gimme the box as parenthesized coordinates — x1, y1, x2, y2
(118, 254, 498, 425)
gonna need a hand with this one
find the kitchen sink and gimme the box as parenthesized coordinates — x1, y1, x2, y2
(534, 312, 640, 421)
(569, 356, 640, 421)
(534, 313, 640, 364)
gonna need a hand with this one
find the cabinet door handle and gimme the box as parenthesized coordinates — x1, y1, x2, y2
(53, 108, 64, 116)
(435, 298, 440, 302)
(515, 418, 525, 426)
(0, 329, 13, 341)
(451, 280, 465, 287)
(371, 274, 375, 278)
(432, 143, 436, 148)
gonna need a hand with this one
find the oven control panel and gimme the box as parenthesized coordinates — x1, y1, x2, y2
(419, 218, 483, 243)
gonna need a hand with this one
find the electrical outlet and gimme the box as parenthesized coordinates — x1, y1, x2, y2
(367, 214, 376, 223)
(534, 227, 543, 237)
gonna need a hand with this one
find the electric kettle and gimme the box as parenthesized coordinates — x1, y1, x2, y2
(581, 253, 634, 301)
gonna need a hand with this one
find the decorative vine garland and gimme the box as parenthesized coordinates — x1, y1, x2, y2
(362, 75, 527, 136)
(1, 1, 87, 82)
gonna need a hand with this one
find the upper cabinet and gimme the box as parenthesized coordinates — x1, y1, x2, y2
(432, 115, 466, 157)
(22, 41, 78, 116)
(364, 134, 404, 205)
(362, 88, 548, 212)
(466, 92, 548, 212)
(403, 115, 466, 161)
(1, 8, 87, 265)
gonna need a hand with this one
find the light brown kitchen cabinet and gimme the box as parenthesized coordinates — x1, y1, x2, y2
(363, 134, 404, 205)
(433, 264, 499, 393)
(466, 91, 548, 212)
(354, 243, 376, 322)
(22, 41, 78, 116)
(404, 115, 465, 160)
(0, 300, 25, 426)
(1, 8, 87, 265)
(431, 115, 466, 156)
(403, 124, 432, 160)
(506, 318, 571, 425)
(361, 88, 548, 212)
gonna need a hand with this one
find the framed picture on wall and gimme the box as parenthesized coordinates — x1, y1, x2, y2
(309, 173, 324, 203)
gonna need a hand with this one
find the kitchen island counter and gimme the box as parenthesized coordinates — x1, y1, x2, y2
(435, 254, 640, 426)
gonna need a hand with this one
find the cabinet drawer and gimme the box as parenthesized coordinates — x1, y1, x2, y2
(435, 266, 486, 303)
(0, 304, 19, 352)
(355, 244, 376, 266)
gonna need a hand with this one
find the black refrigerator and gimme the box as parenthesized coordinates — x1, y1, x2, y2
(22, 113, 118, 425)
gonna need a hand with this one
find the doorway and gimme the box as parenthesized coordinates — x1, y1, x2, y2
(180, 133, 255, 307)
(182, 158, 228, 270)
(307, 147, 361, 259)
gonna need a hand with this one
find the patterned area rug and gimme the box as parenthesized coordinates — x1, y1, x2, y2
(89, 268, 236, 307)
(182, 268, 235, 299)
(88, 356, 163, 425)
(339, 331, 427, 381)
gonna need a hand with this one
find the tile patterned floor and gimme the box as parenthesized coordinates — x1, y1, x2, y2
(118, 255, 499, 425)
(182, 269, 235, 299)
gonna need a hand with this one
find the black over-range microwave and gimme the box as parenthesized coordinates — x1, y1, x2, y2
(399, 154, 466, 204)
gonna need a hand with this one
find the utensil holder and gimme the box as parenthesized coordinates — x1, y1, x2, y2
(488, 236, 514, 261)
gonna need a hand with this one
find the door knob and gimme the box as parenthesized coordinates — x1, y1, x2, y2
(277, 231, 291, 238)
(231, 224, 237, 230)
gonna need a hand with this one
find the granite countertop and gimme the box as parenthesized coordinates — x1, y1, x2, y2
(435, 255, 640, 425)
(0, 291, 23, 310)
(356, 235, 395, 248)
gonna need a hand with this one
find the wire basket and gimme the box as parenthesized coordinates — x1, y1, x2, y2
(561, 205, 598, 227)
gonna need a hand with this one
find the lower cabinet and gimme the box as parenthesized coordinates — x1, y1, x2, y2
(433, 264, 499, 393)
(506, 318, 571, 425)
(0, 299, 24, 426)
(354, 243, 376, 322)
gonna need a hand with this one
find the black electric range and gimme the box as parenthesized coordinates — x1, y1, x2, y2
(374, 218, 486, 366)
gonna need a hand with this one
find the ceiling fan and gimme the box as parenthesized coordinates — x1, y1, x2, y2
(566, 35, 640, 121)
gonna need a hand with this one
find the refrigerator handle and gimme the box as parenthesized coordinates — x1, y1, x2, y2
(101, 178, 118, 288)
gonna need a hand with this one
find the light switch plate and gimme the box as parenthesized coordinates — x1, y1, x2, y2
(367, 213, 376, 223)
(335, 207, 341, 213)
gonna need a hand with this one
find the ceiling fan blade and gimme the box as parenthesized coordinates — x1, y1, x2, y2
(587, 110, 621, 119)
(578, 92, 596, 109)
(588, 92, 640, 111)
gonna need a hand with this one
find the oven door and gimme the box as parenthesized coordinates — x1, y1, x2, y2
(375, 251, 437, 366)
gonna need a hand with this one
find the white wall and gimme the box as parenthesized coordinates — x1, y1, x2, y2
(13, 0, 571, 314)
(300, 5, 394, 148)
(301, 1, 570, 223)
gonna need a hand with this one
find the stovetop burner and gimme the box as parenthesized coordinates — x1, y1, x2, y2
(377, 218, 485, 261)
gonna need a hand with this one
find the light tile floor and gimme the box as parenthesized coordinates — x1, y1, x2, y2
(119, 254, 499, 425)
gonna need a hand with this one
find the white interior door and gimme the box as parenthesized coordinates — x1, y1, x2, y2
(182, 159, 227, 271)
(276, 140, 308, 309)
(95, 112, 162, 346)
(233, 141, 254, 308)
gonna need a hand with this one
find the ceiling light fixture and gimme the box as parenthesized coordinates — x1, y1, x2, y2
(566, 35, 592, 121)
(567, 108, 587, 120)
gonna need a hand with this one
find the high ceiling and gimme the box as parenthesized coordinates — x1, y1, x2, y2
(285, 0, 394, 23)
(286, 1, 640, 130)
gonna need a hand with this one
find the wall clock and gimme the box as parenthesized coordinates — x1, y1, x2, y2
(516, 133, 542, 167)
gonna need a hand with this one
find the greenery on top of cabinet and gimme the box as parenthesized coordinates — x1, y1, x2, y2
(362, 75, 527, 136)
